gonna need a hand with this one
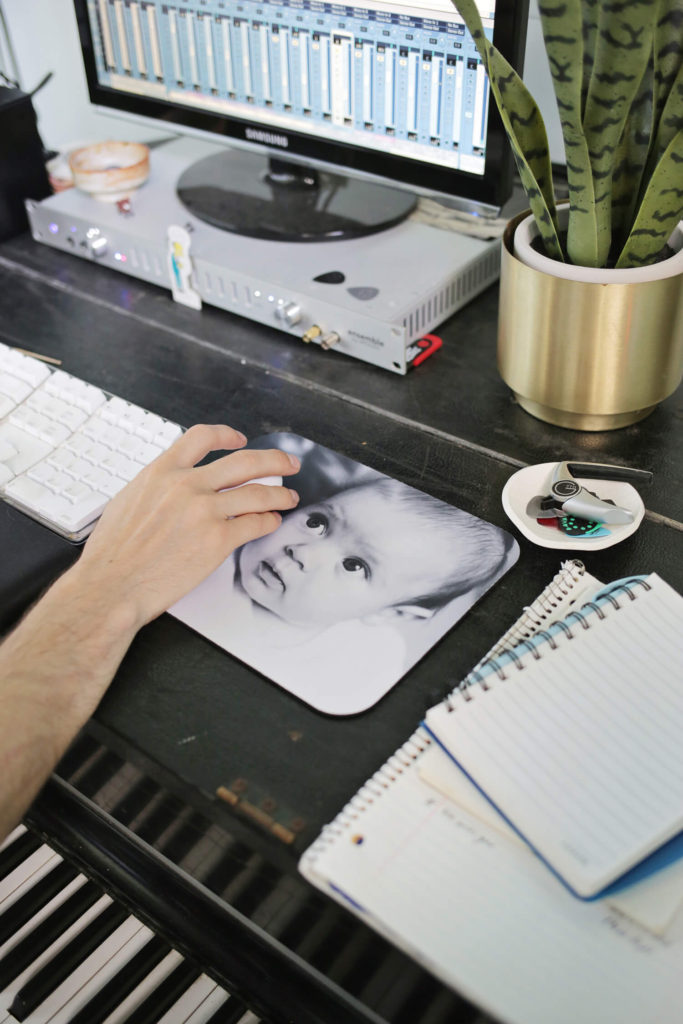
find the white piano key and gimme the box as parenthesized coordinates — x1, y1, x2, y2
(182, 986, 233, 1023)
(98, 949, 185, 1024)
(236, 1012, 262, 1024)
(155, 973, 218, 1024)
(0, 893, 112, 1012)
(0, 849, 60, 907)
(0, 872, 89, 960)
(33, 921, 154, 1024)
(0, 825, 26, 855)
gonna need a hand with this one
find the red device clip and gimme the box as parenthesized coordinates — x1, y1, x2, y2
(407, 333, 443, 368)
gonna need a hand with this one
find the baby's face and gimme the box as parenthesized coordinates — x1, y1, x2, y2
(238, 485, 450, 627)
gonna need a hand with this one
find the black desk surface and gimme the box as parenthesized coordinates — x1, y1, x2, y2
(1, 230, 682, 1024)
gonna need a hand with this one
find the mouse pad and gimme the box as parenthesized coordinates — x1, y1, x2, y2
(170, 433, 519, 715)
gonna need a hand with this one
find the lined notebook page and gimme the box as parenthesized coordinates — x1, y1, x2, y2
(299, 730, 683, 1024)
(424, 574, 683, 897)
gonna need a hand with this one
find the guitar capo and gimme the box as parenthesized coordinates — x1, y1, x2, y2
(528, 461, 653, 525)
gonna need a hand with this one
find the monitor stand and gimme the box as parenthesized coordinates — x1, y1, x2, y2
(176, 147, 417, 242)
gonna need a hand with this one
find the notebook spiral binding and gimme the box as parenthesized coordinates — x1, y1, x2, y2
(305, 727, 433, 852)
(482, 559, 589, 660)
(446, 575, 651, 711)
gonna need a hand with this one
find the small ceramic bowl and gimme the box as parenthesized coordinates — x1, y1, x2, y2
(68, 141, 150, 202)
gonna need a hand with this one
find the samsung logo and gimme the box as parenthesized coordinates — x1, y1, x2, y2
(245, 128, 289, 148)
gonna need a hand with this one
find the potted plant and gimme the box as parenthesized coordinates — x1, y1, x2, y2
(452, 0, 683, 430)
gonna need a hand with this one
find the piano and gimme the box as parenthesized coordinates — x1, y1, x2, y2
(1, 230, 681, 1024)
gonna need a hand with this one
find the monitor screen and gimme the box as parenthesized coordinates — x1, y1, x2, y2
(74, 0, 528, 238)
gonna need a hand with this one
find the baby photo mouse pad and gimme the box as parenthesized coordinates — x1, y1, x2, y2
(170, 433, 519, 715)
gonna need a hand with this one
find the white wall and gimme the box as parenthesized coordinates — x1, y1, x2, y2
(0, 0, 564, 162)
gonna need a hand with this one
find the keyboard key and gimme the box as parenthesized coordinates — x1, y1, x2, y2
(2, 352, 50, 388)
(7, 899, 131, 1019)
(0, 437, 18, 463)
(0, 377, 32, 406)
(0, 394, 15, 419)
(123, 957, 203, 1024)
(0, 847, 57, 908)
(0, 832, 42, 885)
(135, 441, 164, 465)
(0, 859, 78, 946)
(65, 934, 170, 1024)
(0, 424, 52, 476)
(0, 877, 98, 988)
(0, 893, 112, 1015)
(3, 476, 51, 508)
(156, 421, 183, 446)
(26, 462, 59, 486)
(58, 492, 108, 533)
(0, 356, 182, 538)
(98, 475, 127, 499)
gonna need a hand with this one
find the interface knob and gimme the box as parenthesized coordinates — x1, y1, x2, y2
(86, 229, 108, 258)
(275, 302, 302, 326)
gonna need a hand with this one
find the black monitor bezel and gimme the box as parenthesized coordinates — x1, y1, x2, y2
(73, 0, 529, 210)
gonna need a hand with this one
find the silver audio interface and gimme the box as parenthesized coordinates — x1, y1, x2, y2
(26, 139, 500, 374)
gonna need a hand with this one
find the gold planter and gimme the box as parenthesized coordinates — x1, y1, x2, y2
(497, 210, 683, 431)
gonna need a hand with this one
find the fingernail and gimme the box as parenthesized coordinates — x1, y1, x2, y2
(289, 489, 300, 504)
(234, 431, 247, 444)
(287, 453, 301, 470)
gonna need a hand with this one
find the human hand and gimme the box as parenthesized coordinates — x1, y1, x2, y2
(72, 424, 300, 630)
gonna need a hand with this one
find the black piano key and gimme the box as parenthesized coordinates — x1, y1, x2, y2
(0, 830, 43, 883)
(0, 858, 78, 945)
(65, 933, 171, 1024)
(204, 995, 252, 1024)
(67, 750, 123, 798)
(123, 958, 203, 1024)
(8, 899, 129, 1021)
(0, 878, 101, 987)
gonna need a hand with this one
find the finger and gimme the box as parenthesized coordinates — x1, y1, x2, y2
(220, 483, 299, 518)
(166, 424, 248, 469)
(199, 447, 301, 491)
(222, 510, 284, 549)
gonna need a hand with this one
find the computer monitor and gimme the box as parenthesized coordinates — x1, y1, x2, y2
(73, 0, 528, 241)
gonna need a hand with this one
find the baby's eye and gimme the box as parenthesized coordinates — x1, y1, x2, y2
(342, 556, 370, 578)
(305, 512, 328, 535)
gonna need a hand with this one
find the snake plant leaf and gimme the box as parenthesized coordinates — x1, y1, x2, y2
(609, 57, 654, 252)
(652, 0, 683, 134)
(538, 0, 599, 266)
(616, 125, 683, 267)
(581, 0, 598, 118)
(582, 0, 656, 267)
(649, 53, 683, 175)
(450, 0, 563, 260)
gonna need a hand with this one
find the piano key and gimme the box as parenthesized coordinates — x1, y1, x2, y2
(0, 860, 78, 944)
(64, 933, 170, 1024)
(96, 949, 185, 1024)
(155, 973, 219, 1023)
(24, 922, 154, 1024)
(0, 848, 59, 907)
(0, 894, 112, 1014)
(0, 832, 42, 884)
(0, 877, 97, 988)
(7, 898, 128, 1019)
(0, 827, 26, 855)
(186, 988, 248, 1024)
(122, 957, 203, 1024)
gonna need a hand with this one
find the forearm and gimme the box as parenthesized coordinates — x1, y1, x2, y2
(0, 424, 300, 841)
(0, 561, 138, 840)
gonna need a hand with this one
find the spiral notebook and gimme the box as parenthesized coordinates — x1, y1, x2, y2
(299, 565, 683, 1024)
(424, 572, 683, 898)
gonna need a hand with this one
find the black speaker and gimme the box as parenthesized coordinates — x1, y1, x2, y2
(0, 86, 51, 242)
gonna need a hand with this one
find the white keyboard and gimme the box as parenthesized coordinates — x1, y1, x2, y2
(0, 344, 183, 542)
